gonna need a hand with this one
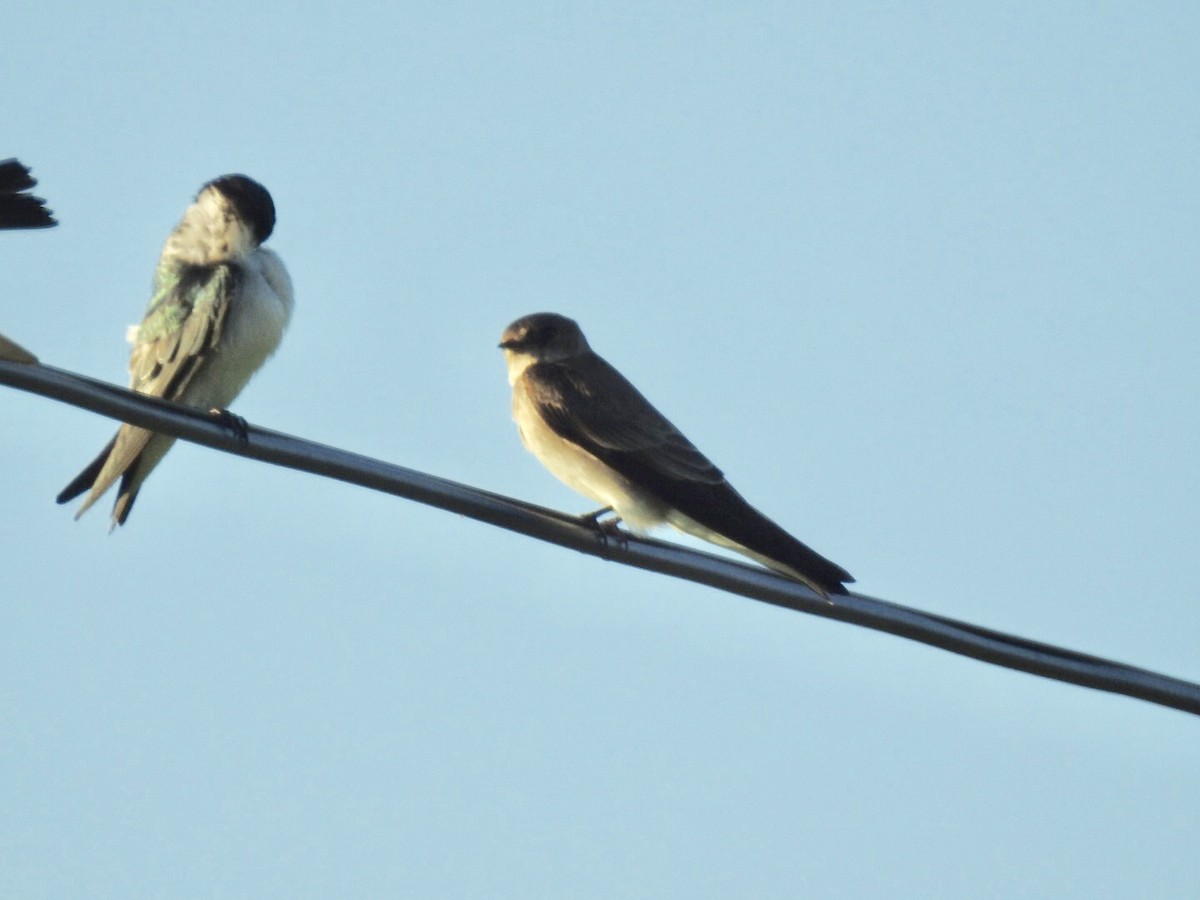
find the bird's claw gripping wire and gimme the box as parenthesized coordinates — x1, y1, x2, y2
(578, 506, 629, 550)
(209, 408, 250, 446)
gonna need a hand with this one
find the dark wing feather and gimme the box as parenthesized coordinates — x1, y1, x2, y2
(527, 354, 725, 484)
(0, 159, 56, 229)
(527, 355, 853, 593)
(130, 262, 236, 395)
(56, 437, 117, 504)
(98, 264, 236, 482)
(0, 159, 35, 192)
(56, 263, 237, 518)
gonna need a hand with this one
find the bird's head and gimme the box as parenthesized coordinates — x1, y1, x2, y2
(499, 312, 591, 383)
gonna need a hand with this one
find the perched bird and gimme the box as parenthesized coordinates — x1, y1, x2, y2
(57, 174, 294, 527)
(0, 158, 56, 229)
(0, 331, 38, 364)
(499, 312, 854, 597)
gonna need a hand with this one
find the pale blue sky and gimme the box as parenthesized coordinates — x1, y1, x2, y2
(3, 3, 1198, 897)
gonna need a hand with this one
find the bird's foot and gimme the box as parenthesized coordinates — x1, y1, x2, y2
(579, 505, 615, 526)
(208, 408, 250, 445)
(578, 507, 628, 549)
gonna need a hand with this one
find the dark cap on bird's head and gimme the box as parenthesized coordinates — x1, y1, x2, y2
(201, 174, 276, 244)
(499, 312, 590, 358)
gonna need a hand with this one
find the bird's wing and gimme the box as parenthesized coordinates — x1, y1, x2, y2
(0, 158, 56, 229)
(129, 262, 236, 396)
(80, 262, 238, 499)
(526, 355, 854, 593)
(0, 159, 35, 193)
(525, 355, 725, 485)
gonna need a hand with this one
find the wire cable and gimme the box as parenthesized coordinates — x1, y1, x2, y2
(3, 355, 1197, 717)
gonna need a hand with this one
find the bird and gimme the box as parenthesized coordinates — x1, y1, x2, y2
(0, 331, 38, 364)
(499, 312, 854, 597)
(57, 174, 294, 527)
(0, 158, 56, 229)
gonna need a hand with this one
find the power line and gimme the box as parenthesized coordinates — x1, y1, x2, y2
(3, 354, 1198, 717)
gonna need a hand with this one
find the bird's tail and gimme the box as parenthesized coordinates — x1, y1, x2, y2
(56, 437, 143, 527)
(56, 437, 116, 507)
(668, 496, 854, 597)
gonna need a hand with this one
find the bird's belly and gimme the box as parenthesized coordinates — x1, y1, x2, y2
(512, 388, 667, 531)
(182, 273, 290, 410)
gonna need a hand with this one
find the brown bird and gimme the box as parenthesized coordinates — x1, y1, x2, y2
(500, 312, 854, 597)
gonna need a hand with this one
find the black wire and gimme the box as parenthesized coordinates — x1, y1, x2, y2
(3, 356, 1197, 717)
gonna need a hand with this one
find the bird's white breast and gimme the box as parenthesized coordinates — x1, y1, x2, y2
(509, 370, 667, 531)
(183, 247, 293, 410)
